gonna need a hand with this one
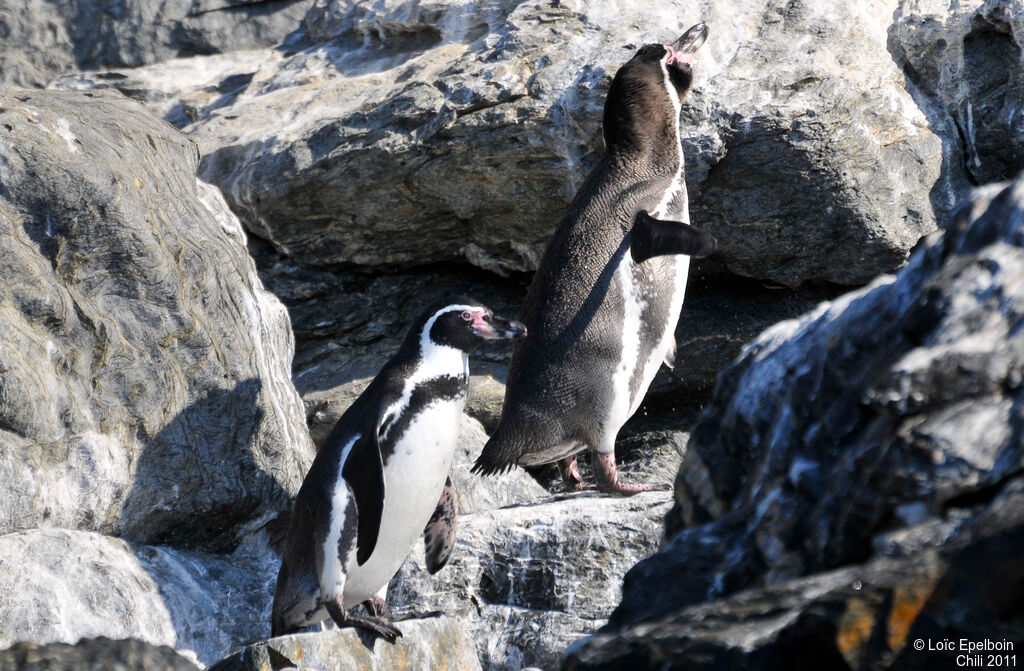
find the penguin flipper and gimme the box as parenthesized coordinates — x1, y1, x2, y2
(663, 335, 676, 370)
(631, 210, 717, 262)
(423, 476, 457, 574)
(341, 432, 385, 566)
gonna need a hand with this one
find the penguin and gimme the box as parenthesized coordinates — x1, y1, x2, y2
(472, 24, 716, 494)
(271, 298, 526, 641)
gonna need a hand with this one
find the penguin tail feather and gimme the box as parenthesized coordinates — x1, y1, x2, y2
(472, 430, 522, 476)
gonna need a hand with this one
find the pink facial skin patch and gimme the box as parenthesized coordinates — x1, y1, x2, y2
(665, 45, 697, 67)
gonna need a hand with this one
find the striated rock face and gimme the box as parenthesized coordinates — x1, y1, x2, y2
(52, 0, 940, 287)
(0, 637, 201, 671)
(890, 0, 1024, 208)
(0, 530, 178, 653)
(570, 176, 1024, 667)
(390, 491, 674, 671)
(208, 618, 482, 671)
(0, 0, 313, 87)
(0, 528, 280, 667)
(0, 88, 314, 550)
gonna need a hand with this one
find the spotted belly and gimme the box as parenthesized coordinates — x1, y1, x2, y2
(603, 253, 689, 452)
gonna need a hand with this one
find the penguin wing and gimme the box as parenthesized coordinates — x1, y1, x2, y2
(631, 210, 717, 262)
(341, 429, 386, 566)
(422, 476, 457, 574)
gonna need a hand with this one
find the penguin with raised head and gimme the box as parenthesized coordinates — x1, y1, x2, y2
(473, 24, 716, 494)
(272, 298, 526, 641)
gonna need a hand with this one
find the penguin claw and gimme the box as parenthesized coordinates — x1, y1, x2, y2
(367, 618, 403, 643)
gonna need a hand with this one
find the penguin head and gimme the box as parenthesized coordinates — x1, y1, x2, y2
(415, 297, 527, 354)
(602, 23, 708, 157)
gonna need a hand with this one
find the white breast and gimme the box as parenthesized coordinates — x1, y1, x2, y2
(341, 396, 464, 605)
(608, 53, 692, 435)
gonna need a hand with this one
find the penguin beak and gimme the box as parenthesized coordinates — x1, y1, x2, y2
(668, 23, 708, 66)
(474, 314, 527, 340)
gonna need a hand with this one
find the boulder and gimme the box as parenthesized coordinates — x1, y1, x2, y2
(0, 88, 314, 550)
(0, 0, 313, 87)
(51, 0, 940, 286)
(567, 482, 1024, 671)
(890, 0, 1024, 208)
(0, 637, 201, 671)
(0, 530, 178, 655)
(390, 490, 673, 671)
(582, 176, 1024, 665)
(208, 617, 482, 671)
(0, 528, 281, 667)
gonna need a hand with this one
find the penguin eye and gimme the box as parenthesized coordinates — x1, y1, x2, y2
(461, 310, 473, 321)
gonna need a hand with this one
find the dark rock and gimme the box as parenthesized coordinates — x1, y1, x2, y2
(656, 274, 843, 400)
(0, 88, 313, 550)
(584, 176, 1024, 666)
(566, 480, 1024, 670)
(0, 637, 200, 671)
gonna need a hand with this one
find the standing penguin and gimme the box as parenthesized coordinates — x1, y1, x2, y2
(473, 24, 716, 494)
(272, 298, 525, 640)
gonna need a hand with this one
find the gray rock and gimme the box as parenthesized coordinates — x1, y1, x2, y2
(606, 175, 1024, 636)
(450, 415, 548, 514)
(0, 637, 201, 671)
(53, 0, 940, 286)
(208, 617, 482, 671)
(0, 530, 177, 655)
(389, 491, 673, 671)
(890, 0, 1024, 212)
(0, 88, 314, 550)
(688, 0, 941, 287)
(0, 0, 312, 87)
(0, 528, 282, 667)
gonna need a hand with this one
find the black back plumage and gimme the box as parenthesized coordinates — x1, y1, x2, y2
(474, 28, 709, 475)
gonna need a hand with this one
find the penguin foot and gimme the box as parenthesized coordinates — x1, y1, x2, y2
(325, 597, 403, 643)
(597, 479, 671, 495)
(558, 455, 596, 492)
(593, 451, 670, 496)
(364, 597, 393, 620)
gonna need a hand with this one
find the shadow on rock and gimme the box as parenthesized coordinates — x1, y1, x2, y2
(121, 378, 293, 552)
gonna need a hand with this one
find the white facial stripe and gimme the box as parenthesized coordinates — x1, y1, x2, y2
(380, 305, 474, 441)
(655, 51, 686, 221)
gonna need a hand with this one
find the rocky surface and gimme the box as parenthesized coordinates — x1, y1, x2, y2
(0, 527, 279, 667)
(569, 176, 1024, 667)
(390, 490, 674, 671)
(51, 0, 939, 287)
(0, 89, 314, 551)
(0, 637, 201, 671)
(1, 2, 1022, 671)
(890, 0, 1024, 210)
(209, 618, 482, 671)
(0, 0, 313, 88)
